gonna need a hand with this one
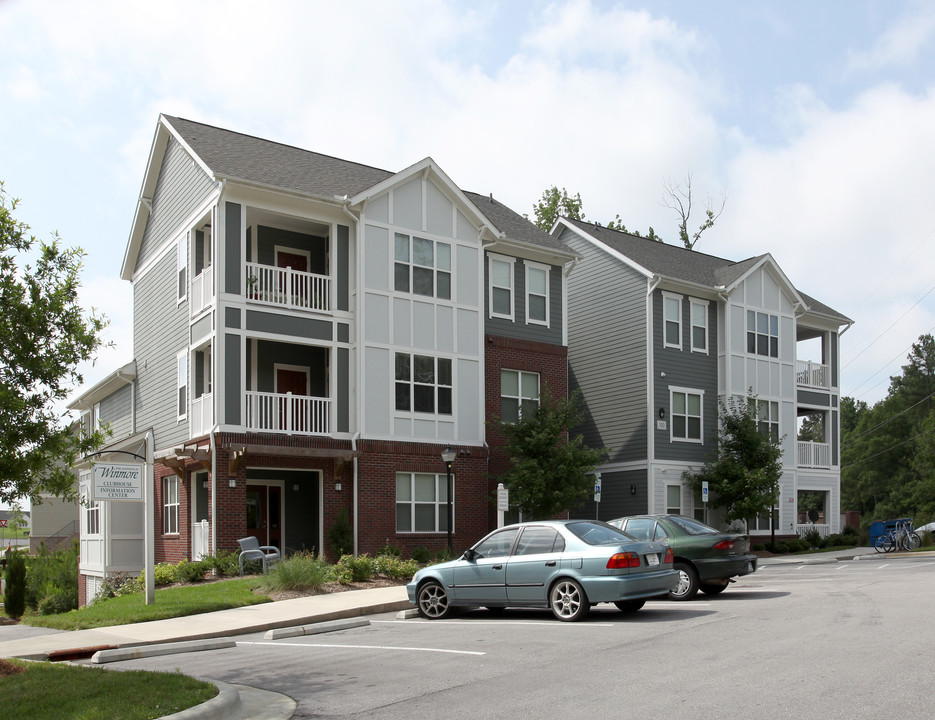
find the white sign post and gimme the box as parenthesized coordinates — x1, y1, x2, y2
(93, 463, 145, 502)
(497, 483, 509, 528)
(702, 481, 709, 524)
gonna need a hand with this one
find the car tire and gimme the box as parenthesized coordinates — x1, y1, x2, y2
(700, 582, 729, 596)
(613, 599, 646, 612)
(416, 580, 453, 619)
(549, 579, 590, 621)
(669, 562, 699, 601)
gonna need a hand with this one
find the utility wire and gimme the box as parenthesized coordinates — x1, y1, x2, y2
(841, 390, 935, 449)
(842, 284, 935, 370)
(841, 423, 935, 471)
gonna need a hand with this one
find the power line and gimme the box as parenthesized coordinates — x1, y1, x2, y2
(841, 390, 935, 449)
(841, 423, 935, 471)
(842, 285, 935, 370)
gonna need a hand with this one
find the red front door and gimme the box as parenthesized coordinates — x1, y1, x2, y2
(277, 368, 308, 432)
(277, 251, 308, 307)
(246, 484, 282, 551)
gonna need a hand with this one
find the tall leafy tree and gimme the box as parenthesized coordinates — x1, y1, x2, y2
(530, 186, 585, 231)
(684, 393, 784, 524)
(0, 183, 108, 504)
(494, 389, 608, 519)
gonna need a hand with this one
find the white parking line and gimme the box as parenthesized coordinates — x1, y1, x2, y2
(376, 620, 618, 627)
(237, 641, 485, 656)
(877, 564, 890, 569)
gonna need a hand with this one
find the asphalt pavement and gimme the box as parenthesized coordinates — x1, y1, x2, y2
(0, 546, 890, 719)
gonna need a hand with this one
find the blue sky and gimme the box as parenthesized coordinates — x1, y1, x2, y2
(1, 0, 933, 417)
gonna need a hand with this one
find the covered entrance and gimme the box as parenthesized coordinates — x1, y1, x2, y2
(246, 481, 283, 551)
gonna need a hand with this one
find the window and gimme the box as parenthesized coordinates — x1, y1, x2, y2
(690, 299, 708, 353)
(489, 254, 514, 319)
(666, 485, 682, 514)
(177, 351, 188, 420)
(671, 388, 703, 442)
(515, 526, 565, 555)
(693, 488, 706, 521)
(163, 476, 179, 534)
(177, 237, 187, 302)
(81, 477, 100, 535)
(395, 353, 452, 415)
(747, 310, 779, 358)
(500, 369, 539, 423)
(663, 293, 682, 349)
(525, 262, 550, 325)
(396, 472, 451, 533)
(757, 399, 780, 440)
(473, 527, 520, 558)
(394, 233, 451, 300)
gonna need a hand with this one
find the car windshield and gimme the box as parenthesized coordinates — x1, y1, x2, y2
(667, 516, 719, 535)
(566, 521, 635, 545)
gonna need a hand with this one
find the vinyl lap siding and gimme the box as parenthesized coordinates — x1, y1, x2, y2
(561, 228, 648, 462)
(484, 253, 564, 346)
(99, 384, 133, 439)
(138, 137, 216, 267)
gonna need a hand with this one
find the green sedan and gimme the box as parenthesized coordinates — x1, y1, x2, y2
(608, 515, 757, 600)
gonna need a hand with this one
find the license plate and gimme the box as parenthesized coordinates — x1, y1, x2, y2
(646, 553, 659, 566)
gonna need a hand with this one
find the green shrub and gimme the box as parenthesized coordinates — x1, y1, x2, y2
(378, 542, 402, 557)
(203, 550, 240, 577)
(146, 562, 179, 586)
(176, 559, 208, 583)
(752, 543, 766, 552)
(38, 589, 77, 615)
(825, 532, 859, 548)
(410, 547, 431, 564)
(432, 548, 454, 564)
(261, 551, 331, 592)
(803, 529, 824, 549)
(335, 553, 374, 582)
(374, 555, 420, 579)
(327, 509, 353, 558)
(24, 541, 78, 611)
(97, 572, 142, 601)
(3, 548, 27, 619)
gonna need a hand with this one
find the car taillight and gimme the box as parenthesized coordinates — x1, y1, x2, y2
(713, 540, 734, 550)
(607, 552, 641, 568)
(664, 547, 674, 563)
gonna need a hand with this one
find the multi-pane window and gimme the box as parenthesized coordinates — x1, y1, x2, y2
(500, 370, 539, 423)
(177, 351, 188, 420)
(177, 238, 187, 302)
(396, 472, 451, 533)
(525, 262, 549, 325)
(671, 388, 703, 442)
(747, 310, 779, 358)
(663, 293, 682, 348)
(395, 353, 452, 414)
(163, 475, 179, 535)
(693, 488, 706, 521)
(690, 299, 708, 353)
(394, 233, 451, 300)
(81, 477, 100, 535)
(666, 485, 682, 515)
(757, 399, 780, 439)
(489, 254, 514, 319)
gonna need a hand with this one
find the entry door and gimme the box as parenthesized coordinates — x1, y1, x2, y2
(276, 367, 308, 432)
(246, 484, 282, 551)
(277, 250, 308, 307)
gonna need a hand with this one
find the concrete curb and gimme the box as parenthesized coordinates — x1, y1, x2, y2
(158, 680, 241, 720)
(91, 638, 237, 664)
(264, 617, 369, 640)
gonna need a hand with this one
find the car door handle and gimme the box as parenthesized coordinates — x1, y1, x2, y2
(493, 564, 503, 570)
(545, 561, 556, 567)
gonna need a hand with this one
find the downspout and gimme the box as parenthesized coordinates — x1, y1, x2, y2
(646, 275, 662, 492)
(340, 197, 361, 558)
(352, 432, 360, 558)
(209, 430, 217, 558)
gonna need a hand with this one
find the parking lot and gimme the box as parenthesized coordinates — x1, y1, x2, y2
(96, 555, 935, 719)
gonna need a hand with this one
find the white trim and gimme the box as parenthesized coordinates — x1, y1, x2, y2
(524, 260, 550, 327)
(690, 298, 709, 354)
(488, 253, 515, 321)
(669, 386, 704, 444)
(177, 236, 188, 305)
(662, 291, 682, 350)
(176, 350, 188, 422)
(395, 470, 455, 534)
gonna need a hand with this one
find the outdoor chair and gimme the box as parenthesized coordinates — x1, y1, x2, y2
(237, 536, 281, 575)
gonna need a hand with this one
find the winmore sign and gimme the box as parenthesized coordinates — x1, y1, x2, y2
(93, 463, 145, 502)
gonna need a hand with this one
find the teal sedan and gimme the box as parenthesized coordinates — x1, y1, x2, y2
(407, 520, 679, 621)
(608, 515, 757, 600)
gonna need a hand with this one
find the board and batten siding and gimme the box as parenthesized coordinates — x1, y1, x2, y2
(483, 254, 564, 346)
(133, 247, 190, 449)
(652, 290, 718, 463)
(138, 136, 216, 267)
(561, 227, 648, 463)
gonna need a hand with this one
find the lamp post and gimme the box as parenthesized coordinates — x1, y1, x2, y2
(441, 445, 456, 555)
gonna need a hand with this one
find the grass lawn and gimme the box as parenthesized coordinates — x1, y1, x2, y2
(21, 577, 270, 630)
(0, 658, 217, 720)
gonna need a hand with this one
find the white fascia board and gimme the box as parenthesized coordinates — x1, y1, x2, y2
(67, 361, 137, 411)
(555, 218, 653, 280)
(484, 236, 578, 267)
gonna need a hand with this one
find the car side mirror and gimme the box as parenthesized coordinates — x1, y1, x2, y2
(462, 548, 476, 562)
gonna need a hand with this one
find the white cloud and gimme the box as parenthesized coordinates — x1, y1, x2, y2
(847, 2, 935, 72)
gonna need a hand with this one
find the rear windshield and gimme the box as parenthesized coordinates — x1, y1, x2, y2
(566, 521, 635, 545)
(668, 516, 719, 535)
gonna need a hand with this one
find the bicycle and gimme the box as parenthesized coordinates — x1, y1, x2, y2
(873, 521, 921, 553)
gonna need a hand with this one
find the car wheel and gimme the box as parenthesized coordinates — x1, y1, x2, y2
(613, 599, 646, 612)
(669, 562, 699, 601)
(549, 579, 590, 621)
(417, 581, 452, 619)
(700, 582, 729, 596)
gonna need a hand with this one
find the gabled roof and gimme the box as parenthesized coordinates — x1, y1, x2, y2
(124, 115, 573, 278)
(557, 217, 851, 324)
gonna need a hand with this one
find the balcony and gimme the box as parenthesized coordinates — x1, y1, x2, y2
(245, 391, 330, 436)
(796, 360, 830, 389)
(797, 440, 831, 468)
(191, 392, 213, 438)
(245, 262, 330, 313)
(191, 265, 214, 317)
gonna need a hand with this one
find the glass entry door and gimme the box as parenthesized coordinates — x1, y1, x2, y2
(246, 483, 283, 551)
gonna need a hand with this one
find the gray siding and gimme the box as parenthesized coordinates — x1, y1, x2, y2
(245, 311, 332, 341)
(138, 137, 215, 268)
(225, 333, 241, 425)
(337, 224, 349, 312)
(133, 249, 190, 448)
(572, 469, 648, 521)
(338, 347, 349, 433)
(561, 227, 648, 462)
(253, 341, 328, 396)
(99, 384, 133, 440)
(484, 253, 564, 345)
(652, 291, 718, 463)
(224, 202, 241, 294)
(798, 389, 831, 406)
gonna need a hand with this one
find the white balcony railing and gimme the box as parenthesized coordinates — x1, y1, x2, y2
(796, 360, 830, 388)
(798, 440, 831, 468)
(245, 391, 330, 436)
(191, 265, 214, 317)
(797, 523, 830, 539)
(191, 392, 213, 437)
(245, 262, 330, 312)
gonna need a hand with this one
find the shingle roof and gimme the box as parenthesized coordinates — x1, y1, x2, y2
(464, 191, 574, 255)
(562, 217, 851, 323)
